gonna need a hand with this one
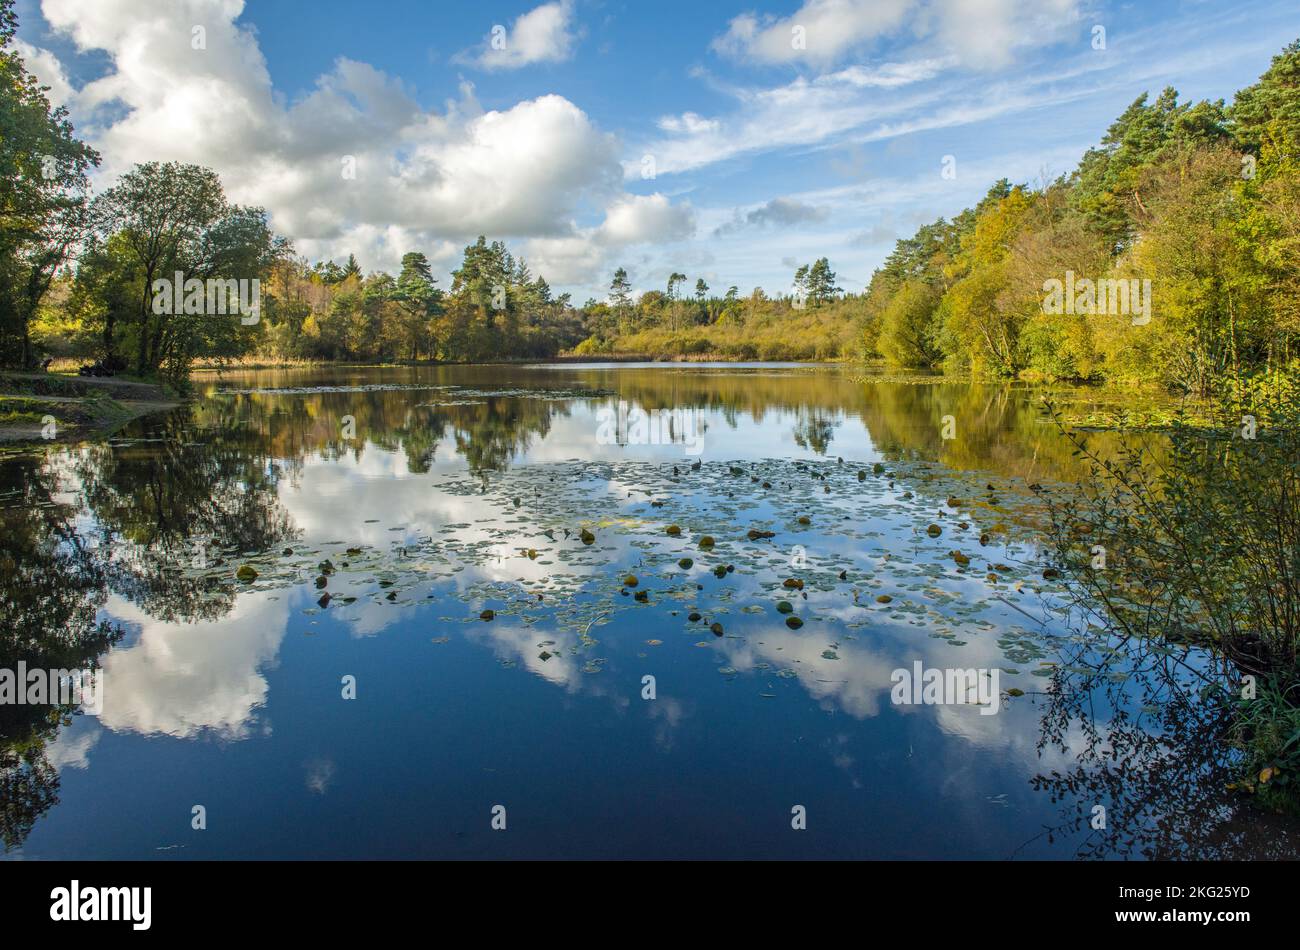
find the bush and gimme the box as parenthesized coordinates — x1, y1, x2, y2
(572, 335, 609, 356)
(1047, 401, 1299, 682)
(1045, 372, 1300, 805)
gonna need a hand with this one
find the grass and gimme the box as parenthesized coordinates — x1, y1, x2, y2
(0, 396, 55, 425)
(0, 372, 97, 397)
(1230, 679, 1300, 814)
(0, 385, 135, 437)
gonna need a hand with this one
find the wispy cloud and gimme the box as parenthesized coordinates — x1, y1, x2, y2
(712, 0, 1082, 70)
(712, 0, 913, 67)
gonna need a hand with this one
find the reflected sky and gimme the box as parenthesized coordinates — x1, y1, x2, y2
(1, 364, 1289, 859)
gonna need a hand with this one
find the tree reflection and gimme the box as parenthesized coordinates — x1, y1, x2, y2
(0, 365, 1204, 852)
(450, 397, 556, 473)
(792, 407, 838, 455)
(2, 401, 298, 848)
(1025, 629, 1300, 859)
(0, 455, 120, 851)
(73, 404, 297, 623)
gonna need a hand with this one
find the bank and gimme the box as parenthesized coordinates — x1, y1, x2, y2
(0, 372, 181, 443)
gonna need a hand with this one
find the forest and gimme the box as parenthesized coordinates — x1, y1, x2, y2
(2, 0, 1298, 398)
(584, 39, 1300, 398)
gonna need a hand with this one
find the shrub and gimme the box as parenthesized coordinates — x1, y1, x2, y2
(1045, 371, 1300, 805)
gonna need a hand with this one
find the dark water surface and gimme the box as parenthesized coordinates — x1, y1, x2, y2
(2, 363, 1295, 859)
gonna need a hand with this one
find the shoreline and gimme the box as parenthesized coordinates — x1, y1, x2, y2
(0, 372, 181, 444)
(187, 353, 869, 371)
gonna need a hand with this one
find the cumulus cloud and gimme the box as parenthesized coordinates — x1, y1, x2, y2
(714, 196, 829, 236)
(600, 193, 696, 244)
(528, 194, 696, 285)
(23, 0, 690, 286)
(517, 234, 609, 286)
(463, 1, 579, 71)
(503, 194, 695, 287)
(12, 38, 75, 106)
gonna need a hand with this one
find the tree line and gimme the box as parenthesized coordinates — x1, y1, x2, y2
(581, 40, 1300, 393)
(3, 0, 1297, 393)
(0, 0, 586, 380)
(858, 41, 1300, 395)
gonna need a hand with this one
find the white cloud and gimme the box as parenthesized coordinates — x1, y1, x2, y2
(919, 0, 1081, 70)
(828, 57, 955, 87)
(632, 45, 1111, 180)
(713, 0, 913, 66)
(712, 0, 1080, 70)
(12, 38, 75, 107)
(632, 63, 941, 177)
(29, 0, 695, 285)
(513, 193, 696, 287)
(599, 193, 696, 244)
(505, 193, 697, 287)
(465, 1, 579, 71)
(519, 234, 608, 286)
(657, 111, 721, 135)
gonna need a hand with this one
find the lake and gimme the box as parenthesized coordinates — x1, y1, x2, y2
(2, 362, 1295, 859)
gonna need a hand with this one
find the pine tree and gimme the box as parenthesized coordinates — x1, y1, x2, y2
(609, 267, 631, 309)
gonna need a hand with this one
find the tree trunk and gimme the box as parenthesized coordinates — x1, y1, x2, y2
(138, 265, 154, 375)
(104, 309, 117, 360)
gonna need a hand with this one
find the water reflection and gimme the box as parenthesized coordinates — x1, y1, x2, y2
(193, 363, 1132, 481)
(1028, 630, 1300, 859)
(0, 454, 121, 849)
(0, 364, 1286, 858)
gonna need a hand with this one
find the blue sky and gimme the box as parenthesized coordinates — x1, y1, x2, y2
(13, 0, 1299, 301)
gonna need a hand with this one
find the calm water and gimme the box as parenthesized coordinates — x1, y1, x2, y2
(2, 363, 1295, 859)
